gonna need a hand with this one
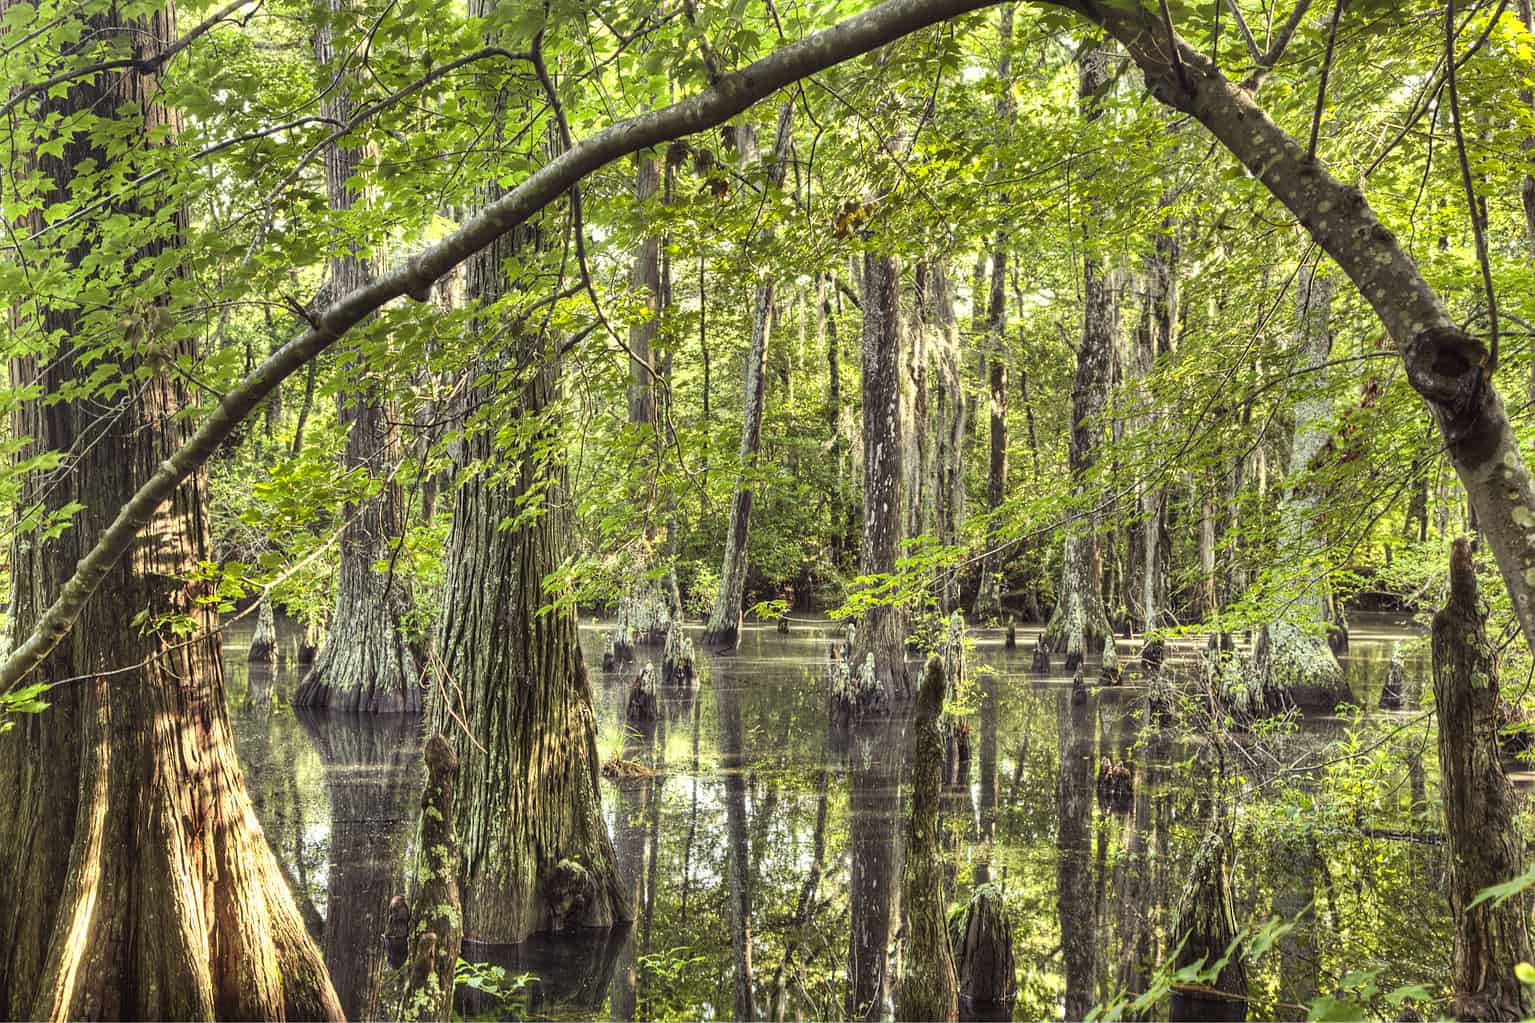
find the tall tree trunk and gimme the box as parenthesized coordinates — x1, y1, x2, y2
(0, 4, 341, 1015)
(921, 263, 968, 612)
(1253, 268, 1346, 714)
(1042, 40, 1116, 674)
(705, 103, 795, 650)
(973, 241, 1009, 621)
(856, 251, 910, 700)
(294, 0, 422, 712)
(1433, 538, 1533, 1022)
(427, 153, 627, 944)
(1133, 213, 1178, 639)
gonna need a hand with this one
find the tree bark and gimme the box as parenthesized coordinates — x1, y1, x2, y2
(705, 103, 795, 650)
(400, 735, 461, 1023)
(1043, 40, 1116, 674)
(294, 0, 422, 713)
(1253, 269, 1347, 714)
(1432, 538, 1533, 1022)
(856, 251, 910, 700)
(0, 4, 341, 1015)
(426, 157, 627, 943)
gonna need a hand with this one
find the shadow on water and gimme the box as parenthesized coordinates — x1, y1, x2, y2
(223, 611, 1446, 1021)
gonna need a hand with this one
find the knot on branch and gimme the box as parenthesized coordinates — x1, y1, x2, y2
(1406, 326, 1494, 458)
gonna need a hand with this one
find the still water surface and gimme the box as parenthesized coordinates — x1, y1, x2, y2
(227, 615, 1444, 1021)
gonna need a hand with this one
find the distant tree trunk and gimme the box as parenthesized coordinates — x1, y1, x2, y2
(1253, 269, 1347, 715)
(920, 263, 968, 612)
(898, 657, 960, 1022)
(427, 150, 627, 944)
(295, 0, 422, 713)
(250, 594, 279, 666)
(1521, 0, 1535, 407)
(973, 240, 1009, 621)
(1433, 538, 1533, 1022)
(630, 155, 661, 429)
(705, 103, 794, 650)
(1133, 214, 1178, 638)
(0, 2, 341, 1015)
(856, 250, 910, 700)
(1042, 40, 1116, 674)
(906, 268, 934, 543)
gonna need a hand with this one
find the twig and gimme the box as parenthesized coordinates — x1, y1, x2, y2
(1307, 0, 1348, 158)
(1445, 0, 1500, 372)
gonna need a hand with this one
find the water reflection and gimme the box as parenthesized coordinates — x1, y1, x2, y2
(223, 613, 1445, 1022)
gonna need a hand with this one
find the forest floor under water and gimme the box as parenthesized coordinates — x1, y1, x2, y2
(227, 613, 1468, 1022)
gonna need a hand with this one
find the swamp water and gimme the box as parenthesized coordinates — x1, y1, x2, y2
(227, 614, 1450, 1021)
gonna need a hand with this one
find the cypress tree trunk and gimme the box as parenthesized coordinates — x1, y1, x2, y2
(1253, 269, 1346, 714)
(400, 735, 461, 1023)
(856, 250, 910, 700)
(1132, 213, 1178, 641)
(973, 240, 1009, 622)
(427, 152, 627, 944)
(1042, 40, 1116, 674)
(1433, 538, 1533, 1022)
(705, 103, 794, 650)
(294, 0, 422, 713)
(921, 264, 968, 612)
(0, 4, 341, 1015)
(973, 7, 1015, 622)
(897, 657, 960, 1022)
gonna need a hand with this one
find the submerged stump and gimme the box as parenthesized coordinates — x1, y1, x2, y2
(1169, 826, 1247, 1022)
(248, 595, 279, 666)
(952, 886, 1017, 1014)
(1432, 538, 1533, 1021)
(626, 663, 659, 722)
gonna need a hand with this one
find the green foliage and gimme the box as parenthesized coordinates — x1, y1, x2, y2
(453, 959, 534, 1021)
